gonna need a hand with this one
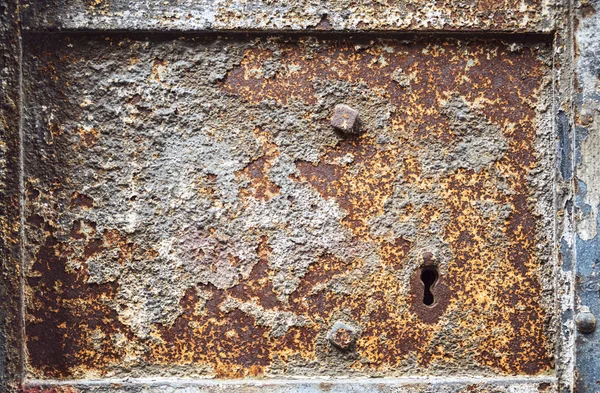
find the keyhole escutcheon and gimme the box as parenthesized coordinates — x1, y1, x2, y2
(420, 266, 438, 306)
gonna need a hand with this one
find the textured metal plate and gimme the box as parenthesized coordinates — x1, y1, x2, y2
(22, 34, 554, 380)
(21, 0, 557, 33)
(21, 376, 558, 393)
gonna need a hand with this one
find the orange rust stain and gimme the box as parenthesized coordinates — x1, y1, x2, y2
(296, 135, 398, 237)
(229, 237, 279, 308)
(69, 192, 94, 209)
(223, 47, 318, 105)
(151, 58, 167, 82)
(77, 127, 99, 148)
(25, 202, 162, 377)
(88, 0, 106, 7)
(401, 154, 422, 183)
(149, 285, 275, 378)
(26, 216, 133, 377)
(418, 204, 441, 227)
(195, 173, 218, 197)
(289, 254, 350, 308)
(379, 238, 412, 272)
(220, 38, 552, 375)
(236, 129, 281, 202)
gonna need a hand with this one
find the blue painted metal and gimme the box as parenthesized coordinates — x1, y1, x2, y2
(575, 224, 600, 391)
(573, 0, 600, 390)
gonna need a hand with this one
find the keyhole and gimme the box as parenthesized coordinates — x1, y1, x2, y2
(421, 267, 438, 306)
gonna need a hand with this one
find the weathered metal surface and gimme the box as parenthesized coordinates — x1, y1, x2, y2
(21, 34, 555, 380)
(0, 0, 24, 391)
(21, 376, 558, 393)
(573, 0, 600, 390)
(21, 0, 558, 33)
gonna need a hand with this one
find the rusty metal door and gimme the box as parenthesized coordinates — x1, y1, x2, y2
(1, 0, 599, 392)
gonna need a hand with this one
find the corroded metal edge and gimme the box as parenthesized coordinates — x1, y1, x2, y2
(0, 0, 24, 391)
(23, 376, 558, 393)
(20, 0, 558, 33)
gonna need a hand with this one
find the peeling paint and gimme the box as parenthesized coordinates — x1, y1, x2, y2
(576, 120, 600, 241)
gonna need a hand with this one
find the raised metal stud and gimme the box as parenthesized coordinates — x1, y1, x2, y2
(575, 306, 597, 334)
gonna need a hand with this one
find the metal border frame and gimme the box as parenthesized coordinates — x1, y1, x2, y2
(0, 0, 598, 391)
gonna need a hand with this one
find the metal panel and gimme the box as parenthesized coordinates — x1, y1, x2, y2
(0, 0, 595, 390)
(21, 34, 555, 381)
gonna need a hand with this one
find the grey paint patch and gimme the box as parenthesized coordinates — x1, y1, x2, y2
(574, 0, 600, 241)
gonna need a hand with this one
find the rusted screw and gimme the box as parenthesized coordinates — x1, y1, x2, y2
(330, 104, 359, 134)
(327, 321, 358, 351)
(575, 306, 597, 334)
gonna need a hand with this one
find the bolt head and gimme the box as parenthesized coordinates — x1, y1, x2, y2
(331, 104, 359, 134)
(327, 321, 358, 351)
(575, 306, 597, 334)
(422, 251, 434, 264)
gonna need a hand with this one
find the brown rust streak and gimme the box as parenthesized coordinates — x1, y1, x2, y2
(151, 286, 273, 378)
(440, 47, 550, 374)
(25, 209, 134, 378)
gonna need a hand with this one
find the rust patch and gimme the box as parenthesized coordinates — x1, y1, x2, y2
(296, 135, 398, 238)
(70, 192, 94, 209)
(379, 237, 412, 272)
(151, 58, 167, 82)
(236, 129, 281, 202)
(76, 126, 99, 148)
(25, 215, 133, 378)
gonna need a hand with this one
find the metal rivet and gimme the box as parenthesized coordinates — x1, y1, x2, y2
(575, 306, 597, 334)
(327, 321, 358, 351)
(330, 104, 360, 134)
